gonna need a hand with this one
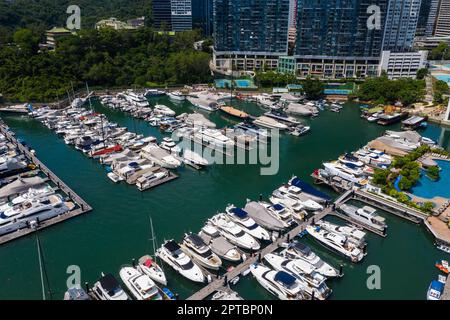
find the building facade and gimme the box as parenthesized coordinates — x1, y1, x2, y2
(171, 0, 192, 32)
(192, 0, 213, 36)
(213, 0, 290, 73)
(382, 0, 422, 51)
(425, 0, 440, 36)
(379, 50, 428, 79)
(153, 0, 172, 31)
(435, 0, 450, 36)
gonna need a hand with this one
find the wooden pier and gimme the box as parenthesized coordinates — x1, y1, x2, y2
(186, 208, 332, 300)
(0, 124, 92, 245)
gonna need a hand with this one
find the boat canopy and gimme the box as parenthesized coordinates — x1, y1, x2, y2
(430, 280, 445, 292)
(290, 177, 331, 201)
(164, 240, 181, 253)
(274, 271, 296, 287)
(186, 233, 206, 248)
(291, 242, 312, 255)
(99, 273, 120, 292)
(231, 207, 248, 218)
(272, 203, 285, 211)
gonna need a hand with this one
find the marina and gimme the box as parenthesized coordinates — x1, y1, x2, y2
(0, 97, 450, 300)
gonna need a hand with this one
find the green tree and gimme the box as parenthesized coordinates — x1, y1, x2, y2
(303, 77, 324, 100)
(416, 68, 428, 80)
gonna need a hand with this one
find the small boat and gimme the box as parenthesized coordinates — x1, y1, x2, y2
(138, 255, 167, 286)
(119, 266, 163, 300)
(209, 214, 260, 250)
(64, 286, 91, 300)
(427, 277, 446, 300)
(168, 91, 186, 101)
(289, 125, 310, 136)
(264, 253, 332, 300)
(437, 244, 450, 255)
(435, 260, 449, 274)
(153, 104, 176, 116)
(250, 263, 305, 300)
(211, 290, 243, 300)
(199, 224, 242, 262)
(92, 273, 129, 300)
(155, 240, 205, 283)
(219, 106, 249, 119)
(107, 172, 124, 183)
(282, 242, 340, 278)
(180, 232, 222, 270)
(225, 205, 271, 241)
(90, 145, 122, 159)
(252, 116, 288, 130)
(306, 225, 364, 262)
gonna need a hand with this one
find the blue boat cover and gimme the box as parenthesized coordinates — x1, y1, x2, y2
(274, 271, 296, 286)
(291, 177, 331, 200)
(430, 280, 444, 292)
(231, 207, 248, 218)
(272, 204, 284, 211)
(128, 162, 139, 168)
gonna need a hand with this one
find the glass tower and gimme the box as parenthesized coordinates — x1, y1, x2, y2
(192, 0, 213, 36)
(294, 0, 389, 58)
(214, 0, 290, 55)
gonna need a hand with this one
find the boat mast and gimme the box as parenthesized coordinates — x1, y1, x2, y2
(86, 82, 92, 110)
(149, 216, 164, 272)
(35, 229, 52, 300)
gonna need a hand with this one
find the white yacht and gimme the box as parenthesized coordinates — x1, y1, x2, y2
(135, 171, 168, 191)
(250, 264, 305, 300)
(306, 225, 364, 262)
(252, 116, 288, 130)
(121, 91, 149, 108)
(338, 153, 364, 167)
(153, 104, 176, 116)
(225, 205, 271, 241)
(92, 273, 129, 300)
(282, 242, 339, 278)
(244, 201, 287, 231)
(316, 220, 366, 245)
(137, 255, 167, 286)
(339, 204, 387, 232)
(168, 91, 186, 101)
(272, 188, 323, 212)
(264, 253, 332, 300)
(182, 149, 209, 167)
(180, 233, 222, 270)
(209, 214, 260, 250)
(199, 224, 242, 262)
(259, 201, 295, 226)
(119, 266, 163, 300)
(159, 137, 181, 155)
(10, 185, 55, 205)
(155, 240, 205, 283)
(193, 128, 235, 149)
(140, 144, 182, 169)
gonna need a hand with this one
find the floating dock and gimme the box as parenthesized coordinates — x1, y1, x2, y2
(0, 124, 92, 245)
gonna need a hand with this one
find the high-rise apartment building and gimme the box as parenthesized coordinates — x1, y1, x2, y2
(213, 0, 290, 73)
(171, 0, 192, 32)
(382, 0, 422, 51)
(435, 0, 450, 36)
(192, 0, 213, 36)
(153, 0, 172, 31)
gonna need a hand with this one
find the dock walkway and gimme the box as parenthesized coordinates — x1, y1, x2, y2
(186, 208, 331, 300)
(0, 124, 92, 245)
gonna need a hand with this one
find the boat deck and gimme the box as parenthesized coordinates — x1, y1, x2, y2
(186, 208, 332, 300)
(136, 171, 178, 191)
(0, 124, 92, 245)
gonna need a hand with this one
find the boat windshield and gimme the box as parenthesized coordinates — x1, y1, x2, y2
(180, 260, 194, 270)
(235, 230, 246, 237)
(247, 223, 258, 230)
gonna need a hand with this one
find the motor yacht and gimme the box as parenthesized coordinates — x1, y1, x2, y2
(252, 116, 288, 130)
(209, 214, 260, 250)
(259, 201, 295, 226)
(272, 188, 323, 212)
(224, 205, 271, 240)
(10, 185, 55, 205)
(306, 225, 364, 262)
(339, 204, 387, 232)
(264, 253, 332, 300)
(137, 255, 167, 286)
(315, 220, 366, 247)
(135, 170, 168, 191)
(153, 104, 176, 116)
(199, 224, 242, 262)
(250, 264, 305, 300)
(281, 242, 339, 278)
(92, 273, 129, 300)
(182, 149, 209, 167)
(155, 240, 205, 283)
(180, 233, 222, 270)
(288, 176, 331, 203)
(140, 144, 182, 169)
(159, 137, 181, 155)
(338, 153, 364, 167)
(193, 128, 235, 149)
(168, 91, 186, 101)
(119, 266, 163, 300)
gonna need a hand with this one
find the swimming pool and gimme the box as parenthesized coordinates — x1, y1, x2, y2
(214, 79, 232, 89)
(434, 74, 450, 84)
(411, 160, 450, 199)
(234, 79, 257, 89)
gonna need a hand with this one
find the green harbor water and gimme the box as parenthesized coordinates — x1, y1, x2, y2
(1, 97, 450, 300)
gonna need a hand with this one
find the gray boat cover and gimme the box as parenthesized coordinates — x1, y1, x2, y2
(0, 176, 46, 198)
(244, 201, 285, 231)
(210, 236, 235, 256)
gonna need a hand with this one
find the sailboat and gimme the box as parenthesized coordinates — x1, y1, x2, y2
(137, 217, 167, 286)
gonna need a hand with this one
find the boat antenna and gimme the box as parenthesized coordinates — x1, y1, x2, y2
(148, 215, 165, 272)
(35, 228, 52, 300)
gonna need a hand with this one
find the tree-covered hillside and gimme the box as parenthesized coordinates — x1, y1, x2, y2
(0, 0, 152, 43)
